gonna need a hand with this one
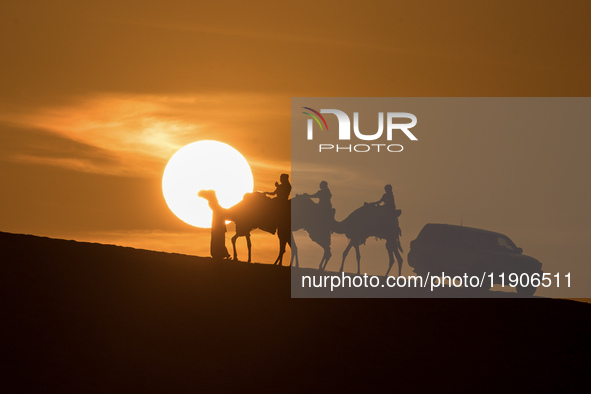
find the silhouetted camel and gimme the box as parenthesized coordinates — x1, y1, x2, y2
(200, 191, 291, 266)
(332, 203, 404, 276)
(291, 194, 332, 269)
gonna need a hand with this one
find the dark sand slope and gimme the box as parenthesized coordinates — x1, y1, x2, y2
(1, 231, 589, 392)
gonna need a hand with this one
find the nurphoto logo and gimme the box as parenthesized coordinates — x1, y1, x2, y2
(302, 107, 418, 153)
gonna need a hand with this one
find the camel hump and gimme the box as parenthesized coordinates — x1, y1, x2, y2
(243, 191, 266, 201)
(343, 204, 402, 238)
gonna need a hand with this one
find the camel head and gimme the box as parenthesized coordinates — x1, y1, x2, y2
(197, 189, 218, 203)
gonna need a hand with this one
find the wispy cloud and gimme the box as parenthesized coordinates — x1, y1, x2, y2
(0, 94, 198, 176)
(0, 92, 290, 181)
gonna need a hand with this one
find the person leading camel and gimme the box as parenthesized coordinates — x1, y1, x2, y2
(197, 189, 230, 260)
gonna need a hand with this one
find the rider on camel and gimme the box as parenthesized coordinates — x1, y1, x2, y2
(304, 180, 335, 225)
(265, 173, 291, 202)
(264, 174, 291, 232)
(367, 184, 402, 236)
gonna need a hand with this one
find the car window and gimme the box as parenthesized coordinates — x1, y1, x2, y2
(473, 232, 518, 252)
(497, 236, 518, 252)
(418, 225, 520, 253)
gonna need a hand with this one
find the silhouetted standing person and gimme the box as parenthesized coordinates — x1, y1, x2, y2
(198, 190, 230, 260)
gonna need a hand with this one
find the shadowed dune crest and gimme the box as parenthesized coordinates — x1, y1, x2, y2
(1, 231, 589, 392)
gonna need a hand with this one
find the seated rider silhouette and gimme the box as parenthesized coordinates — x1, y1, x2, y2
(265, 173, 291, 202)
(304, 180, 335, 221)
(264, 174, 291, 232)
(366, 184, 401, 236)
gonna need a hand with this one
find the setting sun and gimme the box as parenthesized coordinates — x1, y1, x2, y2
(162, 140, 254, 228)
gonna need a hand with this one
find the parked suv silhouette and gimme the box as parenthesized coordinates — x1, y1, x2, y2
(408, 224, 543, 296)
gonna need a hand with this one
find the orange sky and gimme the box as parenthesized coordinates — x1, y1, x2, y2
(1, 1, 590, 264)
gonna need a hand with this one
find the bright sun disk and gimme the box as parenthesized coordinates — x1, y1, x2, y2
(162, 140, 254, 228)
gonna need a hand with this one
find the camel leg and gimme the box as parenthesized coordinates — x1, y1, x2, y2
(274, 239, 286, 266)
(275, 227, 290, 267)
(246, 234, 252, 263)
(354, 245, 361, 275)
(385, 249, 394, 277)
(286, 235, 296, 268)
(291, 234, 299, 268)
(231, 234, 239, 261)
(385, 239, 395, 277)
(320, 247, 332, 271)
(393, 239, 404, 277)
(340, 242, 353, 273)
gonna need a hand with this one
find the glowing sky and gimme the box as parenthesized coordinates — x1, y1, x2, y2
(1, 1, 590, 264)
